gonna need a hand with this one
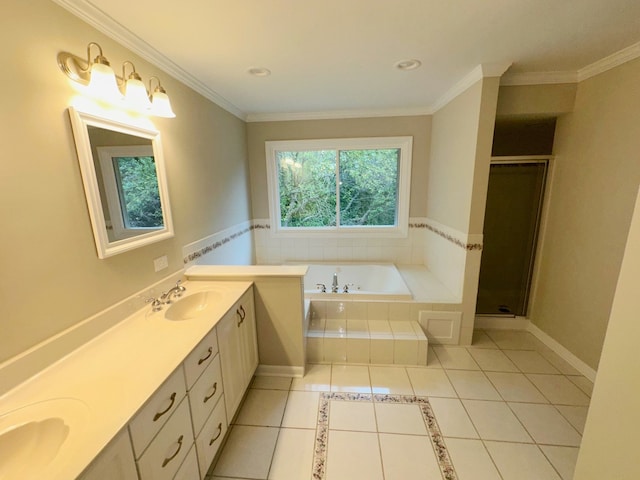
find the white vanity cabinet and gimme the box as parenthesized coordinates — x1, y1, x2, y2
(77, 428, 138, 480)
(217, 289, 258, 421)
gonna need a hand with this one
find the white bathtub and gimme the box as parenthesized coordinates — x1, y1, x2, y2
(303, 263, 413, 300)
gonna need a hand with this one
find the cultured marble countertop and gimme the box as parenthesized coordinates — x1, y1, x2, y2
(0, 280, 252, 480)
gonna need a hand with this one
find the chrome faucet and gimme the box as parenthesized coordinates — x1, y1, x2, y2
(316, 283, 327, 293)
(332, 273, 339, 293)
(160, 280, 186, 304)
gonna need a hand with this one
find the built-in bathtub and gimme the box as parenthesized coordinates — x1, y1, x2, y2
(303, 263, 413, 300)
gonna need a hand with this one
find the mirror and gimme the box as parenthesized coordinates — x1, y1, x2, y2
(68, 107, 174, 258)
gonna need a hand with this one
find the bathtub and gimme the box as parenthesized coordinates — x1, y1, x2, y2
(303, 263, 413, 300)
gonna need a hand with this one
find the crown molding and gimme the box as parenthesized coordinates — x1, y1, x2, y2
(578, 41, 640, 82)
(432, 62, 512, 112)
(246, 106, 434, 123)
(500, 71, 578, 86)
(51, 0, 246, 120)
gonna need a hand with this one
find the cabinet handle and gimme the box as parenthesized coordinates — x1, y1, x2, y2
(161, 434, 184, 468)
(236, 311, 243, 327)
(153, 392, 176, 422)
(239, 305, 246, 320)
(197, 347, 213, 365)
(204, 382, 218, 403)
(209, 423, 222, 446)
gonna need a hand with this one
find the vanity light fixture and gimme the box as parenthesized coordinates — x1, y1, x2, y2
(58, 42, 175, 118)
(149, 77, 176, 118)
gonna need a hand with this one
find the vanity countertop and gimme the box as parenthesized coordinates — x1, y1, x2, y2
(0, 279, 252, 480)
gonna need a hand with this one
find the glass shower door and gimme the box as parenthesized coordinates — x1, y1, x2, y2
(476, 160, 548, 316)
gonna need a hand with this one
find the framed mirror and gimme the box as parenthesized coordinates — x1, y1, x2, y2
(68, 107, 174, 258)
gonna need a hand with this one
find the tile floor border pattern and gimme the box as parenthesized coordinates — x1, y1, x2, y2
(312, 392, 457, 480)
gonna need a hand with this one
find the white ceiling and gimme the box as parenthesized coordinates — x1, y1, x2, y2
(58, 0, 640, 120)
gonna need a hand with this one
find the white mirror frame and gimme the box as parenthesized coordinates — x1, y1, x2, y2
(68, 107, 174, 258)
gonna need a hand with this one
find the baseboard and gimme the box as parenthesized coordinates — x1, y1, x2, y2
(256, 364, 305, 378)
(474, 316, 530, 330)
(527, 323, 597, 381)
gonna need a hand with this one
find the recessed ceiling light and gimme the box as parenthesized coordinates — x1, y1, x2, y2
(248, 67, 271, 77)
(395, 59, 422, 71)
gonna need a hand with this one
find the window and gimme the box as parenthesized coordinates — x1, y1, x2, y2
(265, 137, 412, 236)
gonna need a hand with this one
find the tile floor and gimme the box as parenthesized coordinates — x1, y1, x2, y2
(207, 329, 592, 480)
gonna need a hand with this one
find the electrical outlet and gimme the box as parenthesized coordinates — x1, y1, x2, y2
(153, 255, 168, 272)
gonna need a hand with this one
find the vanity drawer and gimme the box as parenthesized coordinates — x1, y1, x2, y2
(174, 444, 200, 480)
(129, 366, 187, 457)
(136, 396, 194, 480)
(183, 327, 219, 389)
(189, 353, 224, 436)
(196, 397, 228, 476)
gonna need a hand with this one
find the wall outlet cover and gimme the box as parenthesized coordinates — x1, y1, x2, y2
(154, 255, 169, 272)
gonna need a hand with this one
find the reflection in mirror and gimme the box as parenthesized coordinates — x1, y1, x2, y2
(69, 107, 174, 258)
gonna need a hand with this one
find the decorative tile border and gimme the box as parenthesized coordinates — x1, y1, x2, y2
(410, 221, 483, 251)
(312, 392, 457, 480)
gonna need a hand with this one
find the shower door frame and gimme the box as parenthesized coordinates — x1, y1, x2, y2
(479, 155, 553, 317)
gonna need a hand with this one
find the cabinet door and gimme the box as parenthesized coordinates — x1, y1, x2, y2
(77, 429, 138, 480)
(238, 290, 258, 387)
(217, 307, 245, 421)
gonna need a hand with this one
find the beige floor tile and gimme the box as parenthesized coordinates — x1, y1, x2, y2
(329, 400, 377, 432)
(369, 366, 413, 394)
(485, 372, 548, 403)
(252, 375, 293, 390)
(330, 364, 371, 393)
(379, 433, 441, 479)
(212, 425, 279, 479)
(484, 330, 545, 350)
(446, 370, 502, 400)
(446, 438, 501, 480)
(485, 441, 561, 480)
(567, 375, 594, 396)
(540, 445, 580, 480)
(463, 400, 532, 443)
(281, 391, 320, 429)
(468, 348, 519, 372)
(234, 389, 288, 427)
(433, 346, 480, 370)
(407, 367, 457, 397)
(291, 363, 331, 392)
(374, 403, 428, 435)
(470, 330, 500, 349)
(426, 347, 442, 368)
(509, 402, 582, 446)
(535, 348, 581, 375)
(555, 405, 589, 434)
(526, 374, 591, 405)
(428, 397, 478, 438)
(325, 430, 383, 480)
(503, 350, 560, 374)
(268, 428, 316, 480)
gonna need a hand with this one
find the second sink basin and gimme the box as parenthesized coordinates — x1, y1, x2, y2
(164, 290, 222, 321)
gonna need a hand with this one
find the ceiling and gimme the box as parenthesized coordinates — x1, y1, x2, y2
(58, 0, 640, 120)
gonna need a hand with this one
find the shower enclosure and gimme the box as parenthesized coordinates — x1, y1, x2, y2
(476, 159, 548, 316)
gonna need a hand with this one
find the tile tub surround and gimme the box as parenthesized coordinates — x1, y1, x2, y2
(209, 330, 591, 480)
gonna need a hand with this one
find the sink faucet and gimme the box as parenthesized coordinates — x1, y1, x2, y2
(160, 280, 186, 304)
(332, 273, 339, 293)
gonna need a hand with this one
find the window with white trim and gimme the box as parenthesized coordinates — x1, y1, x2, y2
(265, 137, 412, 236)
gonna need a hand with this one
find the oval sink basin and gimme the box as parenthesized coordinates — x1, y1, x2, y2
(164, 290, 222, 321)
(0, 398, 89, 479)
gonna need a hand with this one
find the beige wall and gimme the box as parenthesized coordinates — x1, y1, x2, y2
(496, 83, 577, 118)
(0, 0, 251, 363)
(573, 187, 640, 479)
(246, 116, 431, 219)
(529, 58, 640, 369)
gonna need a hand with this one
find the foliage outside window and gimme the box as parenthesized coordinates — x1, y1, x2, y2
(265, 137, 412, 236)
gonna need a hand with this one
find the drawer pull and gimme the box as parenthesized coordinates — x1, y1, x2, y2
(236, 305, 245, 326)
(209, 423, 222, 446)
(197, 347, 213, 365)
(153, 392, 176, 422)
(204, 382, 218, 403)
(161, 434, 184, 468)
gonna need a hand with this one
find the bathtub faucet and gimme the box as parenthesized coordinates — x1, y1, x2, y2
(332, 273, 339, 293)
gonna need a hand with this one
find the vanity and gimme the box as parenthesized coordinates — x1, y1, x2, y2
(0, 280, 258, 479)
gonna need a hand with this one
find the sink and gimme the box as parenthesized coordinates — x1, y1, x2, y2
(0, 398, 89, 479)
(164, 290, 222, 321)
